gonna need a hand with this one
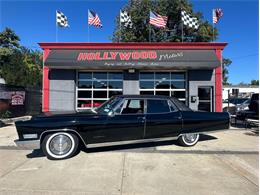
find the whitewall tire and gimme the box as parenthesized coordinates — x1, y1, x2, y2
(178, 133, 200, 147)
(42, 132, 79, 160)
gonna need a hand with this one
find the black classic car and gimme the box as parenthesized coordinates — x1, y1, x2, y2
(15, 95, 230, 160)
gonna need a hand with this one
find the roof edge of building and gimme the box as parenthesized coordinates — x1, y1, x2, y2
(38, 42, 228, 50)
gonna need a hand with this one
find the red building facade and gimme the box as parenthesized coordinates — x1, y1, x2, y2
(39, 42, 227, 113)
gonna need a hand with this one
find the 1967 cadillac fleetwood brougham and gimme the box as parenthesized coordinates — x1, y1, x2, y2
(15, 95, 230, 160)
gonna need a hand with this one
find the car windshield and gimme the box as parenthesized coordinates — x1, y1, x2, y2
(235, 98, 249, 104)
(95, 97, 122, 114)
(242, 99, 250, 105)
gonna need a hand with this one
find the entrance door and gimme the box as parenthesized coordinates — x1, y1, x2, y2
(198, 87, 213, 112)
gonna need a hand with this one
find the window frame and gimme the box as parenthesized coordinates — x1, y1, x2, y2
(76, 71, 123, 110)
(146, 99, 176, 114)
(139, 71, 187, 104)
(116, 98, 180, 115)
(118, 98, 146, 115)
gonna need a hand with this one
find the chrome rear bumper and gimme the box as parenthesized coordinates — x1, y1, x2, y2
(14, 139, 40, 150)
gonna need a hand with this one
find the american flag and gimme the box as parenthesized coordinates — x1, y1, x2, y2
(213, 9, 223, 24)
(149, 11, 168, 28)
(88, 10, 102, 28)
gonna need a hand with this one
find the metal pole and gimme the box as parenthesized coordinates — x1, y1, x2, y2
(149, 24, 151, 42)
(181, 22, 184, 42)
(212, 9, 215, 42)
(212, 24, 215, 42)
(55, 10, 58, 42)
(119, 10, 121, 43)
(228, 89, 230, 109)
(88, 10, 90, 42)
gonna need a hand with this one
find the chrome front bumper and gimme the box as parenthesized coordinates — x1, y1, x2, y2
(14, 139, 40, 150)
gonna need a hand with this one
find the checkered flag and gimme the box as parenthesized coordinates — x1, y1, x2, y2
(56, 11, 69, 27)
(181, 10, 199, 29)
(120, 10, 133, 28)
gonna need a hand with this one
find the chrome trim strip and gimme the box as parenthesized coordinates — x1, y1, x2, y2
(87, 136, 179, 148)
(14, 139, 40, 150)
(23, 134, 38, 139)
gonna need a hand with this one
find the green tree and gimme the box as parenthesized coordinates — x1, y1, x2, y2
(0, 28, 42, 87)
(0, 27, 20, 48)
(222, 58, 232, 85)
(112, 0, 217, 42)
(251, 79, 259, 85)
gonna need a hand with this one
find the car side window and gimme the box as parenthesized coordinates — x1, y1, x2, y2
(147, 99, 170, 114)
(121, 99, 144, 114)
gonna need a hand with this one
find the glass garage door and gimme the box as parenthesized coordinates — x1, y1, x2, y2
(77, 72, 123, 110)
(139, 72, 186, 104)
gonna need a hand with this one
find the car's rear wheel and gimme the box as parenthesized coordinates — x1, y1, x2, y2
(42, 132, 79, 160)
(178, 133, 200, 147)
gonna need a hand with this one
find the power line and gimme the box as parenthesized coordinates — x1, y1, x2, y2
(229, 53, 259, 60)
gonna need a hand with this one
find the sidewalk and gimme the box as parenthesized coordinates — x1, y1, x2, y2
(0, 124, 258, 195)
(0, 124, 18, 147)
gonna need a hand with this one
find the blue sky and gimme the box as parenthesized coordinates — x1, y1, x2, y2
(0, 0, 258, 84)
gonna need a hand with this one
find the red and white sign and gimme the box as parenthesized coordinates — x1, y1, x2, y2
(77, 51, 157, 61)
(11, 91, 25, 106)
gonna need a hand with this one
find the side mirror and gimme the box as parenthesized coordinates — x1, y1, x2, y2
(108, 110, 115, 117)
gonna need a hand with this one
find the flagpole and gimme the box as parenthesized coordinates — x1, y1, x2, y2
(149, 24, 151, 42)
(149, 10, 151, 42)
(212, 24, 215, 42)
(88, 9, 90, 42)
(181, 21, 184, 42)
(212, 9, 214, 42)
(55, 10, 58, 42)
(119, 10, 121, 43)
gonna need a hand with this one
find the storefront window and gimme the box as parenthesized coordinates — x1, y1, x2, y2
(77, 72, 123, 110)
(140, 81, 154, 89)
(108, 81, 123, 89)
(78, 81, 92, 88)
(155, 81, 170, 89)
(140, 72, 186, 104)
(93, 81, 107, 89)
(139, 72, 154, 80)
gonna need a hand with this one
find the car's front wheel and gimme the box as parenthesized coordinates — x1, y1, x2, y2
(42, 132, 79, 160)
(178, 133, 200, 147)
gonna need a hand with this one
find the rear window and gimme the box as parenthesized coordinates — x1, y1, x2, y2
(147, 99, 170, 113)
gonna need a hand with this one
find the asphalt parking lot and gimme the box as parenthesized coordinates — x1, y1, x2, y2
(0, 125, 258, 195)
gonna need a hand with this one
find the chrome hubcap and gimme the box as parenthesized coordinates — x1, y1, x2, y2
(183, 133, 198, 144)
(49, 134, 72, 156)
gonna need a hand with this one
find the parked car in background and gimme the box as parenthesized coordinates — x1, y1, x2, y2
(236, 99, 251, 112)
(223, 98, 249, 114)
(236, 93, 259, 120)
(14, 95, 230, 160)
(222, 99, 235, 109)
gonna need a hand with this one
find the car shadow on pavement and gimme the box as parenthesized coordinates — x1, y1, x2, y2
(26, 149, 45, 158)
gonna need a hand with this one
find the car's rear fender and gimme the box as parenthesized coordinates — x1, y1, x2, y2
(181, 111, 230, 134)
